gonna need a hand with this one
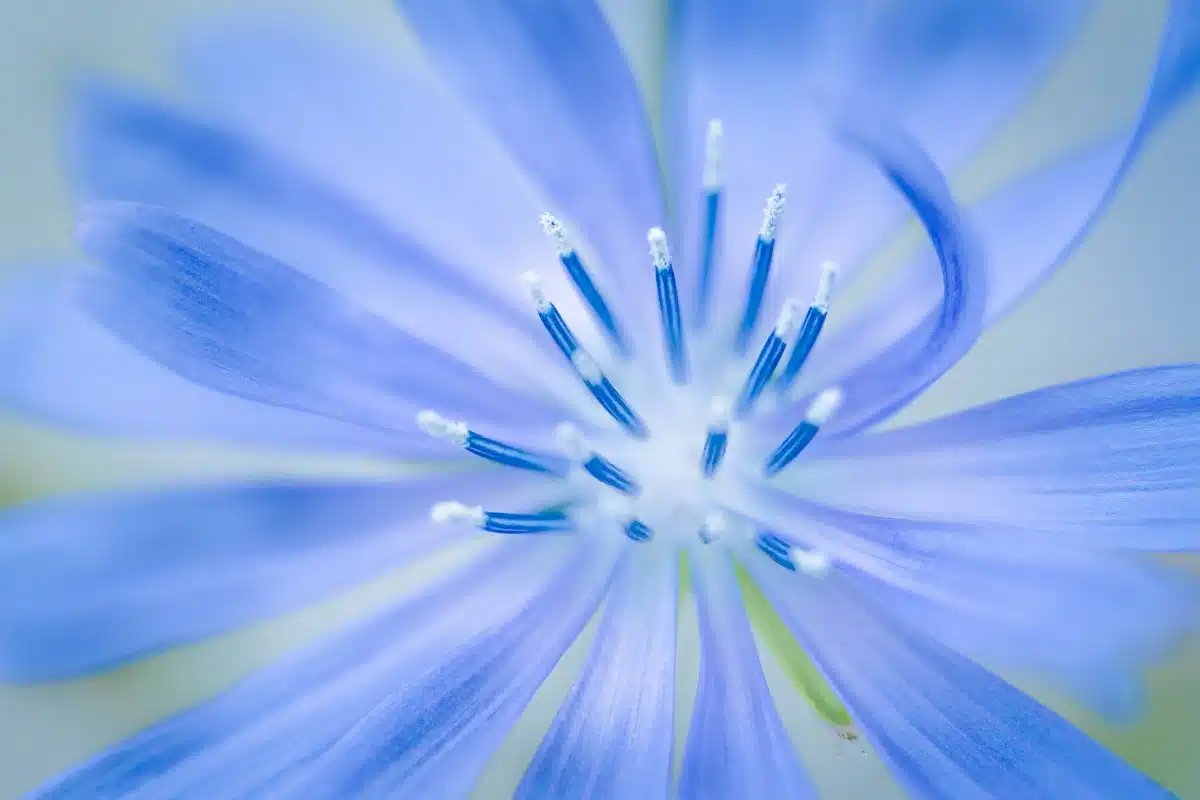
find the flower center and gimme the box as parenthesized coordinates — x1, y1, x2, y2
(423, 121, 843, 576)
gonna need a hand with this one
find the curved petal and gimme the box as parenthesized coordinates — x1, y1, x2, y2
(0, 468, 565, 681)
(0, 268, 389, 454)
(679, 546, 816, 798)
(795, 364, 1200, 551)
(272, 539, 620, 798)
(77, 202, 572, 444)
(734, 493, 1197, 721)
(392, 0, 665, 341)
(794, 0, 1200, 399)
(68, 79, 585, 406)
(518, 544, 676, 798)
(747, 554, 1172, 798)
(665, 0, 1090, 316)
(31, 536, 592, 798)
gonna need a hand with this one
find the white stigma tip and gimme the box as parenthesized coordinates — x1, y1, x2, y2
(571, 349, 603, 383)
(703, 119, 724, 189)
(805, 387, 844, 426)
(539, 213, 572, 256)
(648, 227, 671, 270)
(554, 422, 590, 461)
(416, 410, 469, 446)
(703, 511, 728, 536)
(814, 261, 839, 311)
(708, 395, 733, 427)
(774, 298, 804, 338)
(791, 547, 832, 577)
(431, 501, 486, 526)
(520, 270, 550, 311)
(760, 183, 787, 241)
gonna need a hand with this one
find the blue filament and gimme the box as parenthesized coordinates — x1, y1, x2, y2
(701, 429, 728, 477)
(582, 453, 640, 495)
(764, 420, 820, 476)
(756, 531, 796, 570)
(625, 519, 653, 542)
(736, 330, 787, 416)
(559, 249, 630, 357)
(537, 303, 579, 360)
(776, 305, 827, 391)
(656, 262, 688, 383)
(696, 189, 721, 326)
(464, 433, 568, 475)
(483, 510, 574, 535)
(734, 236, 776, 354)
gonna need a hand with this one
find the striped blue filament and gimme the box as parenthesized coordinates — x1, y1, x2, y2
(777, 305, 827, 390)
(655, 261, 688, 383)
(736, 329, 787, 417)
(537, 302, 578, 360)
(483, 510, 574, 535)
(465, 432, 568, 475)
(558, 248, 630, 358)
(582, 453, 640, 495)
(696, 189, 721, 325)
(701, 429, 728, 477)
(756, 532, 796, 571)
(625, 519, 653, 542)
(735, 235, 776, 355)
(764, 420, 818, 476)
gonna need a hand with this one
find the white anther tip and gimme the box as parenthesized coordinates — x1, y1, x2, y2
(571, 349, 603, 383)
(539, 213, 572, 256)
(554, 422, 590, 460)
(708, 395, 733, 426)
(814, 261, 839, 311)
(791, 547, 832, 577)
(774, 297, 804, 338)
(647, 227, 671, 270)
(431, 501, 485, 526)
(703, 119, 724, 189)
(760, 184, 788, 241)
(703, 511, 728, 536)
(520, 270, 549, 310)
(806, 387, 844, 426)
(416, 410, 469, 446)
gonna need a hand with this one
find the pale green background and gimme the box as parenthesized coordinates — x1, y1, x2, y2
(0, 0, 1197, 797)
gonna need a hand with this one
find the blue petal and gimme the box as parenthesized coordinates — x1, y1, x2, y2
(795, 364, 1200, 551)
(666, 0, 1090, 315)
(267, 540, 620, 798)
(733, 494, 1196, 721)
(518, 545, 676, 798)
(69, 78, 588, 409)
(77, 202, 572, 442)
(0, 268, 391, 453)
(31, 536, 596, 798)
(0, 469, 565, 681)
(679, 546, 816, 799)
(792, 0, 1200, 400)
(747, 554, 1173, 798)
(392, 0, 665, 340)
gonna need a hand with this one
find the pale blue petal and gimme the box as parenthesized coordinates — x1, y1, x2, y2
(77, 203, 572, 443)
(796, 364, 1200, 551)
(793, 0, 1199, 397)
(392, 0, 665, 340)
(747, 554, 1173, 798)
(518, 545, 677, 798)
(735, 495, 1196, 721)
(666, 0, 1090, 313)
(31, 537, 588, 798)
(679, 546, 816, 799)
(0, 469, 564, 681)
(271, 540, 621, 798)
(68, 78, 582, 406)
(0, 268, 390, 453)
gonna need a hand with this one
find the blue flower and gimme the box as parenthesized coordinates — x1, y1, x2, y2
(0, 0, 1198, 796)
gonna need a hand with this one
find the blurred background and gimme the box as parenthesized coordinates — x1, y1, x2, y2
(0, 0, 1197, 796)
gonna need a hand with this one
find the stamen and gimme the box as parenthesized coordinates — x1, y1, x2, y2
(756, 532, 832, 576)
(539, 213, 630, 357)
(777, 262, 839, 391)
(649, 227, 688, 383)
(735, 184, 787, 354)
(625, 519, 654, 542)
(701, 396, 732, 477)
(735, 298, 802, 417)
(555, 423, 641, 495)
(699, 510, 727, 544)
(432, 501, 574, 534)
(696, 120, 723, 325)
(524, 272, 648, 439)
(763, 387, 843, 477)
(598, 495, 653, 542)
(417, 410, 567, 475)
